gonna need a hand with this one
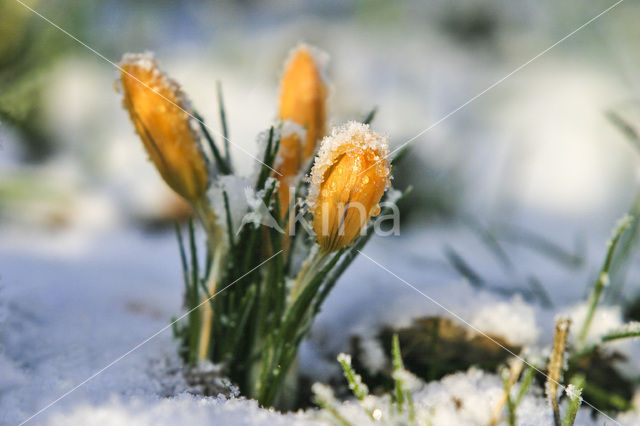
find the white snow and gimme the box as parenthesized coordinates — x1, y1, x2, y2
(207, 175, 251, 237)
(5, 210, 640, 425)
(358, 337, 386, 374)
(5, 202, 640, 425)
(470, 296, 540, 347)
(280, 120, 307, 145)
(48, 394, 315, 426)
(565, 384, 582, 401)
(119, 52, 158, 74)
(563, 303, 624, 349)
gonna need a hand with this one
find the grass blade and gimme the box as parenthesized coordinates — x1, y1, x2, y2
(547, 318, 571, 426)
(216, 81, 232, 167)
(578, 215, 633, 344)
(561, 375, 585, 426)
(193, 110, 232, 174)
(362, 106, 377, 125)
(601, 322, 640, 342)
(444, 245, 484, 288)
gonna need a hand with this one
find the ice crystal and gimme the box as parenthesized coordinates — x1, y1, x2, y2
(307, 121, 389, 209)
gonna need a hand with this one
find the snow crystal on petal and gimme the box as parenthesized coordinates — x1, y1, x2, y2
(119, 51, 157, 72)
(117, 52, 193, 110)
(281, 43, 331, 88)
(306, 121, 389, 209)
(281, 120, 307, 141)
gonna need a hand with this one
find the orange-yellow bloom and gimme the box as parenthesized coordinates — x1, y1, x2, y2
(308, 122, 390, 252)
(279, 44, 327, 159)
(277, 44, 328, 216)
(116, 53, 209, 203)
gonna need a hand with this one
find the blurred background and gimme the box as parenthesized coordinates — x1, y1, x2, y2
(3, 0, 640, 234)
(3, 0, 640, 421)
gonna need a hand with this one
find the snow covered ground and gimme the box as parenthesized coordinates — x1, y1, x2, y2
(2, 213, 640, 425)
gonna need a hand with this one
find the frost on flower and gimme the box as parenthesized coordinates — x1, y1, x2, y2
(116, 51, 209, 203)
(280, 42, 331, 89)
(307, 121, 390, 210)
(276, 119, 307, 171)
(281, 120, 307, 143)
(277, 44, 329, 216)
(307, 122, 391, 251)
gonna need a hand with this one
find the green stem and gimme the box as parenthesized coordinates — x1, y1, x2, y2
(258, 248, 339, 406)
(289, 249, 329, 304)
(514, 366, 535, 407)
(196, 247, 224, 361)
(577, 273, 608, 346)
(193, 199, 226, 362)
(391, 334, 405, 412)
(562, 375, 585, 426)
(577, 215, 632, 346)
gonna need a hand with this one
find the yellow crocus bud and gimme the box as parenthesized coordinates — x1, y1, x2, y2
(116, 52, 209, 204)
(279, 44, 327, 159)
(277, 44, 328, 217)
(308, 122, 390, 252)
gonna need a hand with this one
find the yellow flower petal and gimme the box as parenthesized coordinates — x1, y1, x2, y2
(308, 122, 390, 252)
(276, 44, 328, 218)
(116, 52, 209, 203)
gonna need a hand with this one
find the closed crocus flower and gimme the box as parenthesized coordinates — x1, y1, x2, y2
(277, 44, 328, 217)
(308, 122, 390, 252)
(116, 52, 209, 204)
